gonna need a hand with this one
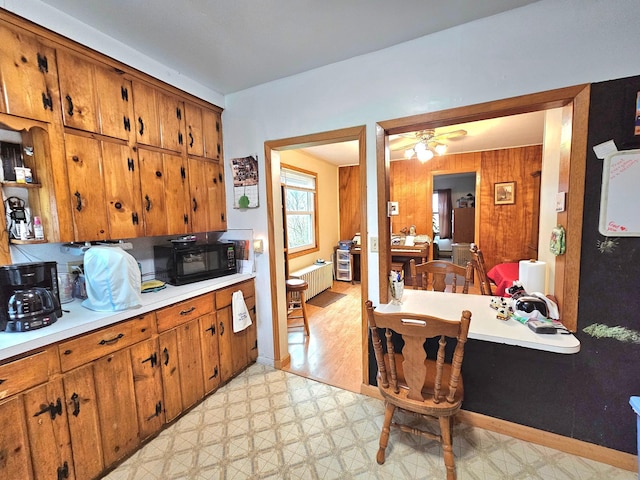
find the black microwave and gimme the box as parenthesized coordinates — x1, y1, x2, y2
(154, 242, 236, 286)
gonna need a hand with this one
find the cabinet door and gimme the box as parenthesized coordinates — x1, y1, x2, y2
(208, 160, 227, 231)
(217, 306, 248, 382)
(0, 396, 33, 479)
(63, 364, 104, 480)
(158, 329, 183, 423)
(164, 153, 191, 235)
(245, 295, 258, 363)
(131, 80, 161, 147)
(199, 312, 220, 394)
(93, 349, 139, 467)
(0, 26, 58, 122)
(176, 319, 205, 410)
(94, 66, 133, 141)
(56, 49, 99, 132)
(64, 133, 109, 241)
(185, 102, 204, 157)
(157, 91, 184, 153)
(188, 157, 209, 233)
(202, 108, 222, 161)
(24, 379, 75, 480)
(138, 148, 168, 236)
(102, 141, 143, 239)
(129, 337, 164, 441)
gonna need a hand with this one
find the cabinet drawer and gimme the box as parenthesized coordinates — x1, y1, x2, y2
(59, 314, 154, 371)
(215, 280, 255, 309)
(156, 293, 213, 332)
(0, 349, 58, 399)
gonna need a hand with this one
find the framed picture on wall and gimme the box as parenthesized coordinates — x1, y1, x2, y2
(494, 181, 515, 205)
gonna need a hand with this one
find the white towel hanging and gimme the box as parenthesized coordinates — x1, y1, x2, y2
(232, 290, 252, 333)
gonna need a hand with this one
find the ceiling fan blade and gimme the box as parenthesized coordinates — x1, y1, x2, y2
(432, 129, 467, 141)
(389, 135, 418, 151)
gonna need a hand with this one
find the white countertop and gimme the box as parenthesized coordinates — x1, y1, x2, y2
(375, 290, 580, 354)
(0, 273, 255, 362)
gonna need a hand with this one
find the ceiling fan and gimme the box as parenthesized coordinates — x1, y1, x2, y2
(390, 128, 467, 162)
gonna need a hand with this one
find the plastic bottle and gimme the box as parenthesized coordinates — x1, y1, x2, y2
(33, 216, 44, 240)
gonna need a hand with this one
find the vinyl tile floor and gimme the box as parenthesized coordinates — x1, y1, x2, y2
(103, 363, 636, 480)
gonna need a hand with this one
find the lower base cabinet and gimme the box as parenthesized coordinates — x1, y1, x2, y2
(0, 279, 256, 480)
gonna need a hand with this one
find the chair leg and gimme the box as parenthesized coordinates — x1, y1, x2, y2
(300, 290, 310, 336)
(439, 416, 456, 480)
(377, 402, 396, 464)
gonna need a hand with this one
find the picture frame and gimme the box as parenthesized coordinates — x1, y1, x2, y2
(494, 181, 515, 205)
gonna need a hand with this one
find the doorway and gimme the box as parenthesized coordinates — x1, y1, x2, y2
(265, 126, 368, 393)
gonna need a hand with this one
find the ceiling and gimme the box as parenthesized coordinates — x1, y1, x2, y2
(38, 0, 540, 95)
(36, 0, 544, 165)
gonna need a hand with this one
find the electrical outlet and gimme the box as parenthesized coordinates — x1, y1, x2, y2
(371, 236, 378, 252)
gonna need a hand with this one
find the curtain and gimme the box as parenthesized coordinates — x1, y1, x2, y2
(437, 189, 452, 239)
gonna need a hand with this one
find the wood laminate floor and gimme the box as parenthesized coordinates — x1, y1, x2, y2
(284, 280, 363, 394)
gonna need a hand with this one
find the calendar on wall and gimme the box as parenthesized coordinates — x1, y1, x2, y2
(599, 149, 640, 236)
(230, 155, 259, 209)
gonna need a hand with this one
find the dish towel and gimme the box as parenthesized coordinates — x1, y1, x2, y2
(232, 290, 252, 333)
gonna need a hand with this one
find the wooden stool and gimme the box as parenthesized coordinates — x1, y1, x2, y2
(286, 278, 310, 336)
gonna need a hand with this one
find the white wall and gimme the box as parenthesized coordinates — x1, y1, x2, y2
(5, 0, 640, 366)
(222, 0, 640, 364)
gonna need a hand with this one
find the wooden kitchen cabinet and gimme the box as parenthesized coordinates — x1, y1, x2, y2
(131, 81, 184, 152)
(138, 148, 190, 236)
(189, 157, 227, 233)
(0, 395, 34, 479)
(129, 337, 165, 441)
(215, 280, 257, 382)
(57, 49, 134, 141)
(64, 132, 142, 241)
(0, 24, 59, 123)
(199, 313, 221, 394)
(185, 101, 205, 157)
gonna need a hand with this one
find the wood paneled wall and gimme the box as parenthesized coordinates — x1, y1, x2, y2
(338, 165, 361, 241)
(370, 146, 543, 270)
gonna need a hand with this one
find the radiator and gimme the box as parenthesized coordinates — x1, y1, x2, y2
(290, 261, 333, 299)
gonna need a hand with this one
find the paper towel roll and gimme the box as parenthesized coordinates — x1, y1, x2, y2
(519, 259, 546, 293)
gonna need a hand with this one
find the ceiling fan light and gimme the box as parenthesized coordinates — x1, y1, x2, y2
(417, 149, 433, 163)
(434, 143, 447, 155)
(404, 148, 415, 159)
(414, 141, 427, 153)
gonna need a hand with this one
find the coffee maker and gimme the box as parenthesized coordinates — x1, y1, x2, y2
(0, 261, 62, 332)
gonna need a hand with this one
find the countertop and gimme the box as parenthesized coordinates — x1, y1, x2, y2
(375, 289, 580, 354)
(0, 273, 255, 362)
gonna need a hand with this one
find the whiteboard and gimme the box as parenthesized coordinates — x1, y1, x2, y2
(599, 149, 640, 236)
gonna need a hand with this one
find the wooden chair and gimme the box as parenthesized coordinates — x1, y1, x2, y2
(409, 259, 473, 293)
(365, 300, 472, 480)
(469, 244, 493, 296)
(286, 278, 310, 335)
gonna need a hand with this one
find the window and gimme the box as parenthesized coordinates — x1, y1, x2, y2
(432, 192, 440, 235)
(281, 166, 318, 254)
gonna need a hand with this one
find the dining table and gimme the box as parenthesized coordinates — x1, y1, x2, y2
(374, 289, 580, 354)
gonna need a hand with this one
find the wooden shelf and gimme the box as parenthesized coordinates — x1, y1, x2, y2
(10, 239, 47, 245)
(1, 181, 42, 189)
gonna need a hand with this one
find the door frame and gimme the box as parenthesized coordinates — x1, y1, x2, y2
(376, 84, 590, 332)
(265, 126, 368, 385)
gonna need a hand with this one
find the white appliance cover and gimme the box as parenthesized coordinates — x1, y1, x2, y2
(82, 246, 142, 312)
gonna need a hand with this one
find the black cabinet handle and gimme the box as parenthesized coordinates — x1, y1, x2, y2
(132, 212, 139, 225)
(71, 393, 80, 417)
(178, 132, 183, 145)
(127, 158, 135, 171)
(57, 461, 69, 480)
(179, 306, 196, 316)
(65, 95, 74, 116)
(209, 366, 218, 380)
(183, 214, 189, 225)
(121, 86, 128, 101)
(180, 166, 186, 179)
(205, 324, 216, 335)
(146, 401, 162, 421)
(33, 398, 63, 420)
(141, 352, 157, 368)
(42, 92, 53, 111)
(189, 131, 194, 148)
(176, 107, 182, 120)
(163, 347, 169, 366)
(123, 116, 131, 131)
(74, 191, 82, 212)
(219, 321, 225, 336)
(99, 333, 124, 345)
(138, 117, 144, 135)
(192, 198, 198, 212)
(145, 195, 151, 211)
(37, 52, 48, 73)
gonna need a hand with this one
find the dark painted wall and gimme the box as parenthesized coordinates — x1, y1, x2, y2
(369, 75, 640, 454)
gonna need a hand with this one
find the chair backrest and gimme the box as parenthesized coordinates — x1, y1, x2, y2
(470, 243, 493, 295)
(365, 300, 471, 404)
(409, 259, 473, 293)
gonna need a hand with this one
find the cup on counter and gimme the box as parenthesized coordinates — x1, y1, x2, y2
(58, 273, 74, 303)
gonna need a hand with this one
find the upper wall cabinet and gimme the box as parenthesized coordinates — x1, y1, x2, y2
(57, 50, 134, 141)
(185, 101, 223, 160)
(132, 81, 184, 153)
(0, 25, 60, 122)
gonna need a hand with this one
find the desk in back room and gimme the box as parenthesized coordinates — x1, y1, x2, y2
(350, 244, 429, 284)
